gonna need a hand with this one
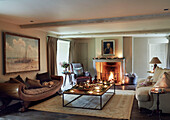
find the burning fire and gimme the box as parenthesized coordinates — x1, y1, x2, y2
(108, 72, 114, 81)
(122, 79, 125, 84)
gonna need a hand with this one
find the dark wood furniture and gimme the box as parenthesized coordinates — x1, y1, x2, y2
(63, 82, 115, 110)
(0, 75, 63, 112)
(150, 88, 166, 120)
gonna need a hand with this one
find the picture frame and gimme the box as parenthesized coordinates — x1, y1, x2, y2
(102, 40, 115, 56)
(3, 32, 40, 74)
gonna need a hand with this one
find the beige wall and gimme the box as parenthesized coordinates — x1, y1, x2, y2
(133, 37, 168, 78)
(73, 38, 96, 76)
(0, 20, 47, 82)
(123, 37, 132, 73)
(133, 38, 148, 78)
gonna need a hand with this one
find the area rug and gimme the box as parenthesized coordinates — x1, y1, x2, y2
(29, 90, 135, 120)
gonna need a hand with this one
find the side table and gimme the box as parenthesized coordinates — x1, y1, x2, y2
(150, 87, 166, 120)
(62, 72, 74, 87)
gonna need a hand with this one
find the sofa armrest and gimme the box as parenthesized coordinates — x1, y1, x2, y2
(0, 83, 22, 99)
(51, 75, 63, 81)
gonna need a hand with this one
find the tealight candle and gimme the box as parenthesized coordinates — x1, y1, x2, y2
(100, 81, 103, 83)
(104, 81, 107, 84)
(95, 86, 100, 90)
(87, 80, 90, 84)
(70, 90, 74, 93)
(155, 88, 159, 91)
(96, 89, 100, 92)
(104, 85, 108, 88)
(88, 91, 93, 94)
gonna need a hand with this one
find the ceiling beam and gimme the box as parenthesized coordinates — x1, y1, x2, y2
(20, 13, 170, 28)
(57, 28, 170, 38)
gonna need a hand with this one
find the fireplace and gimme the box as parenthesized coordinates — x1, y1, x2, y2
(93, 58, 125, 84)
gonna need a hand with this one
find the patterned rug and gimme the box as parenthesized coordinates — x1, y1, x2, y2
(29, 90, 135, 120)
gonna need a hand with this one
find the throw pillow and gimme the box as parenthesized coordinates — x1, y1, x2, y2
(8, 75, 25, 84)
(74, 67, 84, 77)
(36, 72, 52, 84)
(15, 75, 25, 84)
(8, 78, 23, 84)
(25, 77, 42, 89)
(152, 67, 164, 83)
(139, 79, 152, 87)
(154, 72, 170, 88)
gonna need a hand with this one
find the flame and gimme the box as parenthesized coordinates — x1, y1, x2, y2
(122, 79, 125, 84)
(108, 72, 114, 80)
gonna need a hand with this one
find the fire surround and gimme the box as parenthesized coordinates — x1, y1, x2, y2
(93, 58, 125, 84)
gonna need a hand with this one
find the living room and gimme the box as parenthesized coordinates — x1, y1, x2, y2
(0, 0, 170, 120)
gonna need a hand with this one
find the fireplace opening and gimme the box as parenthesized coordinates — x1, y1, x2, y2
(95, 62, 122, 83)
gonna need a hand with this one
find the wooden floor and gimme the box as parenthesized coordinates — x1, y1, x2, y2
(1, 85, 170, 120)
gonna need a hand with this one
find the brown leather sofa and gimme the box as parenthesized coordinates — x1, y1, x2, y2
(0, 75, 63, 111)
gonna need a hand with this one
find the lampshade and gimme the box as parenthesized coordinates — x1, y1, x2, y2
(149, 57, 162, 64)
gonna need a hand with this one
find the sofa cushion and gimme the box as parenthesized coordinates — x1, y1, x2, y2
(8, 78, 23, 84)
(138, 79, 152, 87)
(154, 72, 170, 88)
(136, 86, 153, 102)
(152, 67, 164, 83)
(7, 75, 25, 84)
(36, 72, 52, 84)
(152, 67, 170, 83)
(23, 80, 60, 95)
(25, 78, 42, 89)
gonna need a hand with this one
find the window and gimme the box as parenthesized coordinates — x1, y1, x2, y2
(57, 40, 70, 76)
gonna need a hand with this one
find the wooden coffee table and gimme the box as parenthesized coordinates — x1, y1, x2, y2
(62, 82, 115, 110)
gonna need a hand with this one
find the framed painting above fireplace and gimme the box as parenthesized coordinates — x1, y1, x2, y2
(102, 39, 115, 56)
(3, 32, 40, 74)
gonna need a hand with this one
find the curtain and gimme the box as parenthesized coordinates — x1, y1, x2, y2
(47, 36, 58, 75)
(69, 41, 75, 63)
(167, 39, 170, 68)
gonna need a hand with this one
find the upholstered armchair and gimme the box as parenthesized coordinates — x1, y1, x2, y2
(70, 63, 92, 84)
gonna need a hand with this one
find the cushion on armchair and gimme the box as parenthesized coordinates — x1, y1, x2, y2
(36, 72, 52, 84)
(74, 67, 84, 77)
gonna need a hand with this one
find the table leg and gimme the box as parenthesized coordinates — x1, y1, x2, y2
(157, 93, 162, 120)
(100, 96, 102, 110)
(69, 74, 73, 85)
(63, 75, 67, 87)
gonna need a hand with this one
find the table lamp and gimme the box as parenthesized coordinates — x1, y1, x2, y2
(149, 57, 161, 71)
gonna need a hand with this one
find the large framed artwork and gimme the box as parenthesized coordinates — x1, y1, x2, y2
(102, 39, 115, 56)
(3, 32, 40, 74)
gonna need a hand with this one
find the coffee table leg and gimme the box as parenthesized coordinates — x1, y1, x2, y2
(62, 94, 65, 107)
(100, 96, 102, 110)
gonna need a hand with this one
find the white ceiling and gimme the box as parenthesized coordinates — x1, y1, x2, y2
(0, 0, 170, 37)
